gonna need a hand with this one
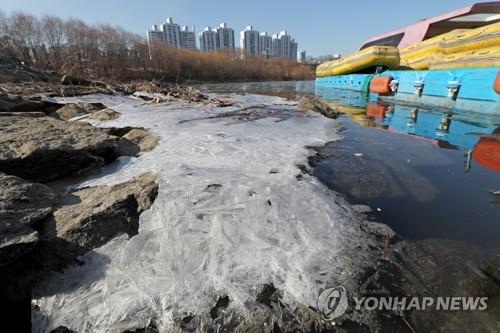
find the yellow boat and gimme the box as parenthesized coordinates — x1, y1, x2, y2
(400, 52, 441, 70)
(316, 46, 400, 77)
(429, 46, 500, 70)
(399, 29, 469, 60)
(439, 21, 500, 54)
(399, 29, 469, 69)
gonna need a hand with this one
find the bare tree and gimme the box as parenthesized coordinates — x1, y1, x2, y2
(0, 11, 314, 82)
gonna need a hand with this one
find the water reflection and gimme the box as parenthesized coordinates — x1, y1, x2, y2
(316, 86, 500, 172)
(472, 136, 500, 173)
(314, 86, 500, 246)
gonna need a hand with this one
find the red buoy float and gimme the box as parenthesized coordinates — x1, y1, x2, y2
(494, 71, 500, 94)
(369, 76, 393, 95)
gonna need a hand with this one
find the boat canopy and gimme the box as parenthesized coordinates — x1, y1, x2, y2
(360, 2, 500, 49)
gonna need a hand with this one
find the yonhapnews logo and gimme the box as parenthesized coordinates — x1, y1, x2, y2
(317, 286, 348, 320)
(318, 286, 488, 320)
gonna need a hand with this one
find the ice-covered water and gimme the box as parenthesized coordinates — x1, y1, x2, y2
(33, 94, 387, 332)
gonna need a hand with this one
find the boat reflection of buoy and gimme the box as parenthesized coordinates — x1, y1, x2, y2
(366, 103, 387, 120)
(472, 135, 500, 172)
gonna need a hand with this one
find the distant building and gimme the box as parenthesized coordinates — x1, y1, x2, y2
(147, 18, 198, 52)
(269, 30, 299, 61)
(199, 27, 218, 52)
(180, 26, 197, 50)
(160, 17, 181, 47)
(298, 49, 306, 63)
(259, 32, 272, 56)
(147, 24, 165, 51)
(278, 31, 292, 58)
(216, 22, 235, 50)
(289, 39, 298, 61)
(240, 26, 260, 54)
(271, 34, 281, 57)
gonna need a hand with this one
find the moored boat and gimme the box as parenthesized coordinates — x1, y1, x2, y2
(316, 46, 400, 77)
(315, 2, 500, 113)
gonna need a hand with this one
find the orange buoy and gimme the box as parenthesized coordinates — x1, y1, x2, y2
(494, 71, 500, 94)
(473, 136, 500, 172)
(369, 76, 393, 95)
(366, 103, 387, 119)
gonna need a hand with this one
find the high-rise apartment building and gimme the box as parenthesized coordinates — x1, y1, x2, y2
(147, 24, 165, 50)
(180, 26, 196, 50)
(147, 19, 304, 59)
(298, 49, 306, 63)
(269, 30, 299, 60)
(259, 32, 272, 56)
(199, 27, 218, 52)
(216, 22, 235, 50)
(289, 39, 298, 61)
(147, 18, 196, 51)
(240, 26, 260, 54)
(278, 31, 291, 58)
(160, 17, 181, 47)
(271, 33, 281, 57)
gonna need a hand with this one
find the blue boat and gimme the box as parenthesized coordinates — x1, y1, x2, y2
(315, 2, 500, 114)
(373, 67, 500, 115)
(315, 74, 373, 92)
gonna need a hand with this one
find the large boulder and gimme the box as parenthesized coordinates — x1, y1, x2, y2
(297, 95, 338, 119)
(88, 108, 121, 121)
(54, 102, 106, 120)
(0, 116, 121, 182)
(0, 173, 56, 269)
(60, 75, 92, 86)
(51, 173, 158, 252)
(121, 128, 159, 152)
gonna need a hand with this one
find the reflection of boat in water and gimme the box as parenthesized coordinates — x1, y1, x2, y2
(315, 87, 381, 127)
(472, 135, 500, 172)
(316, 85, 500, 153)
(368, 103, 500, 151)
(315, 86, 371, 108)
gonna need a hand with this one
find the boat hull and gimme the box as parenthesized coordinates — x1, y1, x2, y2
(315, 67, 500, 114)
(377, 67, 500, 114)
(315, 74, 373, 92)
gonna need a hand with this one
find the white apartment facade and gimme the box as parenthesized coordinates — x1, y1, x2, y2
(259, 32, 272, 56)
(180, 26, 197, 50)
(160, 17, 181, 47)
(216, 22, 235, 50)
(199, 27, 218, 52)
(240, 26, 260, 54)
(298, 49, 306, 63)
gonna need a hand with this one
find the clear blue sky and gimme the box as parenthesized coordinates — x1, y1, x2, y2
(0, 0, 477, 56)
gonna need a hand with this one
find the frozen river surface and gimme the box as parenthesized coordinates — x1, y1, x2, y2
(33, 93, 386, 332)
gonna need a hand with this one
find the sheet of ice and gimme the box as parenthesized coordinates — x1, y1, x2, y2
(33, 94, 383, 332)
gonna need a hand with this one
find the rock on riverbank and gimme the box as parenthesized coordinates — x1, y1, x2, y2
(0, 173, 56, 269)
(51, 173, 158, 253)
(0, 116, 122, 182)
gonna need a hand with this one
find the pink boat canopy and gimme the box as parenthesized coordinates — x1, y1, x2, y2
(360, 2, 500, 50)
